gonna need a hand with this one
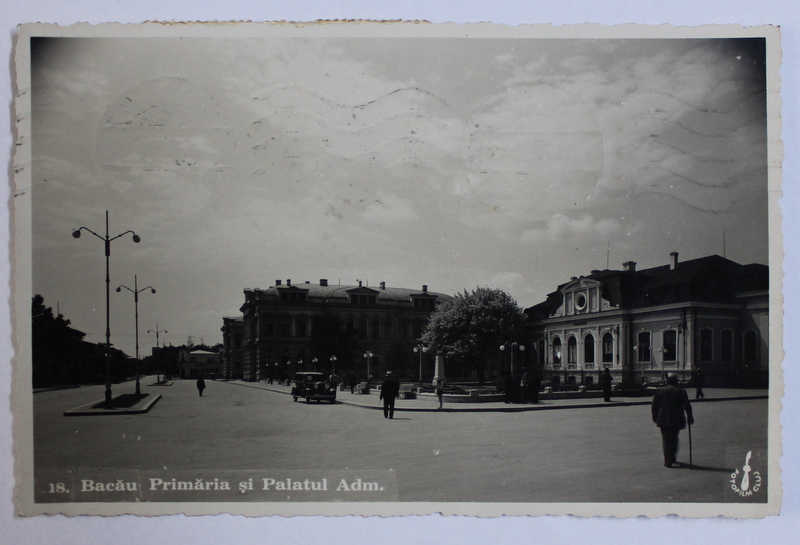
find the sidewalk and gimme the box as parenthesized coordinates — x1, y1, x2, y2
(226, 380, 768, 413)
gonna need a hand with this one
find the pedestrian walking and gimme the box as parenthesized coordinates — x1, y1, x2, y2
(196, 376, 206, 397)
(651, 373, 694, 468)
(600, 368, 613, 402)
(519, 369, 530, 404)
(379, 371, 400, 419)
(435, 378, 445, 409)
(693, 367, 705, 399)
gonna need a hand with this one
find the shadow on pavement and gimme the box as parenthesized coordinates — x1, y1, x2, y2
(673, 462, 733, 472)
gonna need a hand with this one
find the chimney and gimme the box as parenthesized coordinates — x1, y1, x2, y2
(286, 279, 291, 286)
(670, 252, 679, 270)
(380, 281, 386, 290)
(422, 285, 428, 293)
(623, 261, 637, 272)
(275, 280, 282, 286)
(320, 278, 328, 287)
(358, 280, 362, 287)
(590, 270, 601, 275)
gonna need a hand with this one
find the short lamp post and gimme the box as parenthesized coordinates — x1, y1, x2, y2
(413, 344, 428, 385)
(363, 351, 374, 384)
(116, 275, 155, 396)
(500, 341, 525, 376)
(72, 210, 141, 409)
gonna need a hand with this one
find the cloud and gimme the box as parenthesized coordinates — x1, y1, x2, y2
(521, 215, 623, 244)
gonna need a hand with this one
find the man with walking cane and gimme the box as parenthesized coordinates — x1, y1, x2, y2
(651, 373, 694, 468)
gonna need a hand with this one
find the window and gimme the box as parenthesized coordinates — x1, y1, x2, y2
(372, 318, 380, 338)
(262, 319, 273, 337)
(721, 330, 733, 361)
(584, 334, 595, 363)
(744, 330, 759, 361)
(413, 297, 435, 309)
(575, 293, 587, 311)
(637, 332, 651, 363)
(663, 330, 677, 361)
(280, 319, 291, 337)
(399, 320, 409, 339)
(567, 337, 577, 364)
(412, 320, 424, 339)
(280, 291, 307, 303)
(384, 319, 393, 337)
(359, 318, 368, 338)
(295, 317, 307, 338)
(351, 294, 377, 305)
(700, 328, 713, 361)
(346, 318, 356, 335)
(602, 333, 614, 363)
(552, 338, 562, 364)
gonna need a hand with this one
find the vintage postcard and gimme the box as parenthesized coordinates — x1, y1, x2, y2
(11, 21, 782, 517)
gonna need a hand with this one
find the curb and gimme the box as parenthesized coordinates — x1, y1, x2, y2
(63, 394, 162, 416)
(225, 381, 767, 413)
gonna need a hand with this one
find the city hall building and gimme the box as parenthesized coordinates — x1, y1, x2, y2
(525, 253, 769, 388)
(233, 279, 452, 382)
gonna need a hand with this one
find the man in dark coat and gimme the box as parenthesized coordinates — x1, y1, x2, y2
(600, 368, 613, 402)
(196, 376, 206, 397)
(651, 373, 694, 467)
(379, 371, 400, 419)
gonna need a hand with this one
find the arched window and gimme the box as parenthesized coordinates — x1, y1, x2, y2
(371, 318, 380, 338)
(584, 334, 595, 363)
(359, 318, 368, 338)
(552, 337, 562, 364)
(295, 317, 307, 338)
(384, 319, 393, 337)
(602, 333, 614, 363)
(567, 337, 577, 364)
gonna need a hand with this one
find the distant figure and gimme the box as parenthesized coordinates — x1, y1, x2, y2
(600, 368, 613, 402)
(348, 374, 356, 394)
(435, 378, 445, 409)
(651, 373, 694, 468)
(693, 368, 706, 399)
(380, 371, 400, 419)
(196, 377, 206, 397)
(503, 374, 516, 404)
(519, 368, 530, 404)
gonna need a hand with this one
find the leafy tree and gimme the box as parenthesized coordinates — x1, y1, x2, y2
(421, 287, 528, 383)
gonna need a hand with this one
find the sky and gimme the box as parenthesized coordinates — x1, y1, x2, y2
(28, 32, 770, 357)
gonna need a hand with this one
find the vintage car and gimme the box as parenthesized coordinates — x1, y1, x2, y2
(291, 372, 337, 403)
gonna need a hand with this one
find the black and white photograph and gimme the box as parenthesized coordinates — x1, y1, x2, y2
(12, 22, 781, 518)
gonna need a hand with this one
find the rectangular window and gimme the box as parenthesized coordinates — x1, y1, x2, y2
(637, 332, 651, 363)
(663, 330, 677, 361)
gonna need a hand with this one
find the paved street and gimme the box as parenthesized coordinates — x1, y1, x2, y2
(33, 378, 769, 503)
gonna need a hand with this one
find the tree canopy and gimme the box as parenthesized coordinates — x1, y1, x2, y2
(420, 287, 528, 382)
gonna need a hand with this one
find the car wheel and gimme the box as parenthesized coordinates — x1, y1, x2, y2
(293, 396, 297, 402)
(306, 395, 312, 404)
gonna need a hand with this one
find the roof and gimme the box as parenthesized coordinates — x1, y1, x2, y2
(244, 281, 452, 304)
(526, 255, 768, 319)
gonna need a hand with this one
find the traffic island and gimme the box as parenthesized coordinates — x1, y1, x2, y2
(63, 393, 161, 416)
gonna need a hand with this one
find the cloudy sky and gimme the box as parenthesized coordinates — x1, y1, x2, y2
(28, 31, 769, 356)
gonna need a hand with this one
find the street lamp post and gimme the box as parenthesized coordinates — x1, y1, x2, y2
(500, 341, 525, 376)
(311, 357, 318, 372)
(72, 210, 141, 409)
(363, 351, 374, 384)
(413, 344, 428, 385)
(148, 325, 167, 382)
(116, 275, 155, 396)
(330, 355, 337, 375)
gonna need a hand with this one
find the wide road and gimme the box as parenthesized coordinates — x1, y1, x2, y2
(32, 378, 769, 503)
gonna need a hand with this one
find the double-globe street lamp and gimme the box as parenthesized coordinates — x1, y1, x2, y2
(115, 275, 156, 396)
(363, 351, 374, 384)
(500, 341, 525, 376)
(330, 355, 337, 375)
(413, 344, 428, 385)
(72, 210, 141, 409)
(148, 325, 168, 382)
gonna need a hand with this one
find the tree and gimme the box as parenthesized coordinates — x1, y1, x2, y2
(421, 287, 528, 383)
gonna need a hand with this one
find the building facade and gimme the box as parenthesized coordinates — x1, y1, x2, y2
(525, 253, 768, 388)
(177, 349, 222, 379)
(235, 278, 451, 382)
(220, 316, 244, 380)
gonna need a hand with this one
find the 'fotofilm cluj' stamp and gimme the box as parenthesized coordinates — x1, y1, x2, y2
(12, 21, 782, 517)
